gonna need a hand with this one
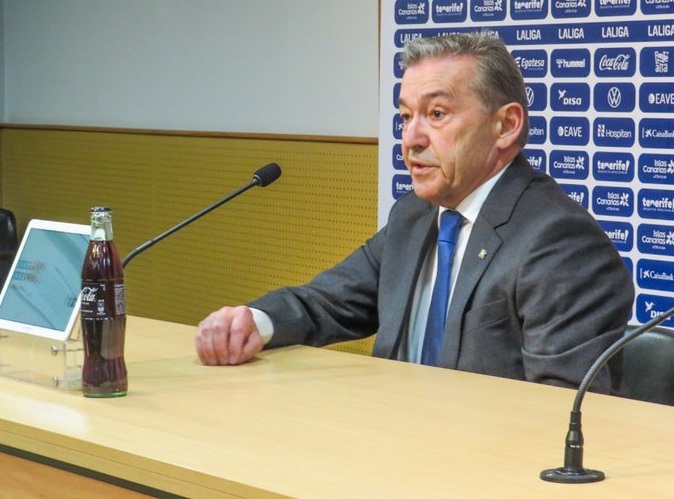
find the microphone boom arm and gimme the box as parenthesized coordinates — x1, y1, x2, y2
(541, 305, 674, 483)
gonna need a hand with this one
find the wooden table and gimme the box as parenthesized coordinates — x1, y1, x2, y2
(1, 316, 673, 498)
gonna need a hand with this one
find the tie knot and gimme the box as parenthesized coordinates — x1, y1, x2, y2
(438, 210, 463, 244)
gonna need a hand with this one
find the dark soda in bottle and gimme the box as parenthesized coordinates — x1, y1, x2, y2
(80, 206, 128, 397)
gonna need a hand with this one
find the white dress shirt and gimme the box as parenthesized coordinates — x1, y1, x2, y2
(253, 166, 509, 355)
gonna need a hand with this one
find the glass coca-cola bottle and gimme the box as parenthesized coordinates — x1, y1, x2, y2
(80, 206, 128, 397)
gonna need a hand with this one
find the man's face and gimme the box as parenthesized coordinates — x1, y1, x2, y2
(398, 55, 505, 208)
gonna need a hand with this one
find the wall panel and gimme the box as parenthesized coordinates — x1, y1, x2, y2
(0, 128, 377, 355)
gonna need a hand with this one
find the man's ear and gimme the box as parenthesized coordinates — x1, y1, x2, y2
(495, 103, 525, 148)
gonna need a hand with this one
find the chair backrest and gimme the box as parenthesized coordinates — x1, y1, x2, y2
(0, 209, 18, 252)
(0, 209, 19, 288)
(621, 325, 674, 406)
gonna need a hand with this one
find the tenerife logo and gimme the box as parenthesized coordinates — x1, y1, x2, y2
(640, 118, 674, 149)
(550, 116, 589, 145)
(551, 0, 590, 18)
(525, 83, 547, 111)
(512, 50, 547, 77)
(550, 150, 589, 179)
(640, 83, 674, 113)
(594, 83, 635, 112)
(599, 220, 633, 252)
(593, 151, 634, 182)
(560, 184, 589, 209)
(524, 148, 546, 172)
(638, 259, 674, 292)
(638, 188, 674, 221)
(638, 223, 674, 257)
(551, 83, 590, 111)
(392, 144, 406, 170)
(594, 48, 636, 77)
(528, 116, 547, 144)
(593, 186, 634, 217)
(642, 0, 674, 14)
(395, 0, 429, 24)
(511, 0, 547, 19)
(596, 0, 636, 15)
(470, 0, 507, 21)
(637, 294, 674, 326)
(551, 48, 590, 77)
(639, 153, 674, 185)
(594, 118, 635, 147)
(392, 174, 413, 200)
(433, 0, 467, 22)
(640, 48, 673, 77)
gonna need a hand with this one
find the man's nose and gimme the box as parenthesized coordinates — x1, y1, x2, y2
(402, 116, 430, 150)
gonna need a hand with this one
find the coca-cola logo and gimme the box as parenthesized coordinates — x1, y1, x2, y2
(81, 286, 99, 302)
(598, 54, 630, 71)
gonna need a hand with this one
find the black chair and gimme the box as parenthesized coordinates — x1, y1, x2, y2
(621, 325, 674, 406)
(0, 208, 19, 288)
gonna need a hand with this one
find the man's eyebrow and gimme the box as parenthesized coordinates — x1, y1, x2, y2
(398, 89, 457, 108)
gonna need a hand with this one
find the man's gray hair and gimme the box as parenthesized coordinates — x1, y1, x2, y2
(402, 32, 530, 148)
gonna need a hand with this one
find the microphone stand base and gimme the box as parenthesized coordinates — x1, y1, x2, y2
(540, 467, 605, 483)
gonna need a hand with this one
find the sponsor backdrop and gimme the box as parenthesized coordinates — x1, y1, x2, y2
(378, 0, 674, 326)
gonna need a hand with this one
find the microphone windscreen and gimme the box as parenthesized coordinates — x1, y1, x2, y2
(253, 163, 282, 187)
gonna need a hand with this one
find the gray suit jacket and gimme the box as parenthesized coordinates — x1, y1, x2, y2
(251, 154, 634, 393)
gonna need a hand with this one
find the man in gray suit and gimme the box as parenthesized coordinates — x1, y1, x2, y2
(196, 33, 634, 394)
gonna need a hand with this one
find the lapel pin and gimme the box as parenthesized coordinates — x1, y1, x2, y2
(478, 249, 488, 259)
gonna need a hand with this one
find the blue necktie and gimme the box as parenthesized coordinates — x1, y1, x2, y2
(421, 210, 463, 366)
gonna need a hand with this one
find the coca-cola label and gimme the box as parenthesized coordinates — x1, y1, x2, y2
(81, 281, 126, 318)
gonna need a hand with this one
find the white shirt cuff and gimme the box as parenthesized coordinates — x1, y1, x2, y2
(250, 307, 274, 345)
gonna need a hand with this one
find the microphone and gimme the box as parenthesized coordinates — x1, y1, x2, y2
(540, 305, 674, 483)
(122, 162, 282, 268)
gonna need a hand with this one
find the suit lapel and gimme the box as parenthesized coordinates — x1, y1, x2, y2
(439, 155, 535, 368)
(373, 201, 437, 360)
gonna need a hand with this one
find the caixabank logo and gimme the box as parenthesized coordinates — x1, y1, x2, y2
(636, 294, 674, 326)
(637, 258, 674, 292)
(640, 118, 674, 149)
(510, 0, 547, 19)
(638, 223, 674, 257)
(550, 150, 589, 179)
(433, 0, 468, 22)
(593, 151, 634, 182)
(639, 153, 674, 185)
(395, 0, 429, 24)
(638, 188, 674, 221)
(599, 220, 633, 252)
(592, 185, 634, 216)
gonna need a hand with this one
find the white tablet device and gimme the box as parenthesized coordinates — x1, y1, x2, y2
(0, 219, 90, 341)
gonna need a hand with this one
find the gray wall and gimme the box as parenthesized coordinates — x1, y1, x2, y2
(2, 1, 379, 137)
